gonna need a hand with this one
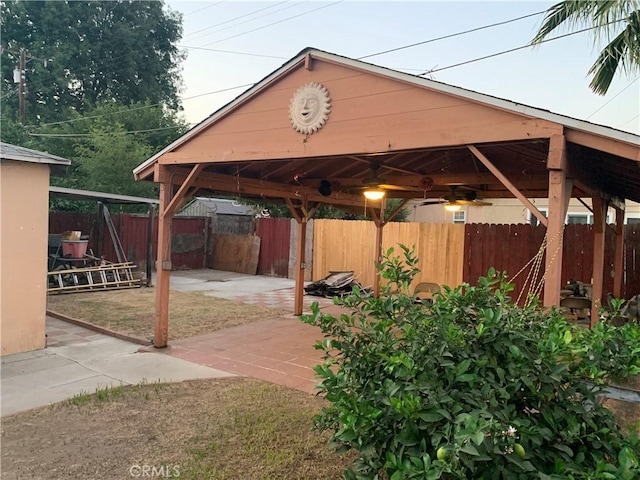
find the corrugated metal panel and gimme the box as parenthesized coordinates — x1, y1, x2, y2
(176, 198, 255, 217)
(256, 217, 291, 277)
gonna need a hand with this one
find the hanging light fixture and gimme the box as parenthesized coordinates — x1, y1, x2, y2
(363, 189, 385, 200)
(444, 202, 461, 212)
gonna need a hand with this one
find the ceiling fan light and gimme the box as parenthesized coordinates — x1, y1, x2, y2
(444, 203, 462, 212)
(363, 189, 385, 200)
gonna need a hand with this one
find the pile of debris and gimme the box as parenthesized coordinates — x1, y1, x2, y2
(304, 271, 370, 298)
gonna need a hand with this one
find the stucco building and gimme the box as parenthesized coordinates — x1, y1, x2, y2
(1, 142, 70, 356)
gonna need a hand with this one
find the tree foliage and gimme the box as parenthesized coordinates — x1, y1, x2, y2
(38, 101, 188, 210)
(532, 1, 640, 95)
(1, 0, 185, 124)
(304, 246, 640, 479)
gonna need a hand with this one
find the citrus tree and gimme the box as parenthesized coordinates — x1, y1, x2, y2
(303, 246, 640, 479)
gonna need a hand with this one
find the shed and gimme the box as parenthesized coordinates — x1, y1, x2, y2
(1, 142, 70, 356)
(134, 48, 640, 347)
(177, 197, 255, 217)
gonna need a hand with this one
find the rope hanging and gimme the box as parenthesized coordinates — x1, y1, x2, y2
(510, 224, 566, 307)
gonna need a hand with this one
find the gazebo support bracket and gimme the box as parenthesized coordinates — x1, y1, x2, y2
(467, 145, 548, 227)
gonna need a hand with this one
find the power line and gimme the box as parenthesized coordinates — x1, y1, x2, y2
(619, 114, 639, 128)
(358, 9, 547, 60)
(424, 21, 625, 75)
(183, 1, 289, 39)
(200, 1, 343, 47)
(586, 76, 640, 119)
(27, 83, 254, 128)
(184, 2, 223, 17)
(178, 45, 288, 60)
(25, 21, 619, 131)
(28, 126, 183, 138)
(188, 2, 303, 42)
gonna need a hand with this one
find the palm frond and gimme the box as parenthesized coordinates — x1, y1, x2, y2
(531, 1, 599, 45)
(588, 29, 629, 94)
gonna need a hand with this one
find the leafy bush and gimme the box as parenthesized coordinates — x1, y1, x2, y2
(302, 246, 640, 479)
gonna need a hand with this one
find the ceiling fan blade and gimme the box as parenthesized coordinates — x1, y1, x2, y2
(419, 199, 445, 206)
(458, 200, 492, 206)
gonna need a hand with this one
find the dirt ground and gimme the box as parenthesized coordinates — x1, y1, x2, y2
(1, 378, 351, 480)
(47, 288, 289, 341)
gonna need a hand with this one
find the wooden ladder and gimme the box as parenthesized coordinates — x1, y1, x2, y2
(47, 262, 141, 294)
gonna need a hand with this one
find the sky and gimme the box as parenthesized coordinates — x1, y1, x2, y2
(165, 0, 639, 135)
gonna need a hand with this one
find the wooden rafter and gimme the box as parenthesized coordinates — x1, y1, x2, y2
(467, 145, 548, 227)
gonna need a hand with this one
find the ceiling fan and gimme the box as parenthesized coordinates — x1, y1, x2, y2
(420, 186, 492, 210)
(340, 162, 434, 198)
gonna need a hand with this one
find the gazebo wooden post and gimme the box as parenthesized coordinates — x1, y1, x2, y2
(154, 173, 172, 348)
(153, 163, 205, 347)
(370, 199, 386, 298)
(293, 217, 307, 315)
(543, 134, 571, 308)
(591, 196, 608, 327)
(612, 206, 625, 298)
(286, 198, 318, 316)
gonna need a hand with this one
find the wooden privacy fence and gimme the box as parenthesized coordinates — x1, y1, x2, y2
(463, 223, 640, 302)
(49, 212, 207, 271)
(312, 219, 465, 288)
(50, 211, 640, 300)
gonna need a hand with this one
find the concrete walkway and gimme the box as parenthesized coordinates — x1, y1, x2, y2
(1, 270, 337, 416)
(1, 317, 234, 416)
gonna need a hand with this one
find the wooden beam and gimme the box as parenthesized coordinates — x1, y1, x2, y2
(285, 198, 303, 223)
(372, 199, 386, 298)
(163, 164, 205, 217)
(317, 173, 550, 189)
(543, 170, 571, 307)
(294, 219, 307, 315)
(166, 167, 367, 208)
(154, 179, 172, 348)
(566, 129, 640, 161)
(543, 136, 571, 308)
(613, 206, 625, 299)
(591, 196, 607, 327)
(467, 145, 548, 227)
(547, 134, 568, 170)
(156, 119, 563, 165)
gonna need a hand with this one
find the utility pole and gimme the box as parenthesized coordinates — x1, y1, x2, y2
(18, 50, 26, 124)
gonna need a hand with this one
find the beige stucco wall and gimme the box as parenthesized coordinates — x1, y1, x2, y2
(411, 198, 640, 224)
(0, 160, 49, 356)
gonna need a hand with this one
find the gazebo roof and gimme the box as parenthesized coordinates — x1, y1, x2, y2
(134, 47, 640, 206)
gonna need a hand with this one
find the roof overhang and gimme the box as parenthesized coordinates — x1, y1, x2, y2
(1, 142, 71, 176)
(49, 186, 159, 205)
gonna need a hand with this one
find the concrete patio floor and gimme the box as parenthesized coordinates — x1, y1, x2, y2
(150, 269, 341, 394)
(152, 302, 344, 394)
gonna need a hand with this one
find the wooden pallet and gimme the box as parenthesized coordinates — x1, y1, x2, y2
(47, 262, 141, 294)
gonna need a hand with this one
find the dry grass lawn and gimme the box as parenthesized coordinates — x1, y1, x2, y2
(47, 287, 289, 341)
(1, 377, 354, 480)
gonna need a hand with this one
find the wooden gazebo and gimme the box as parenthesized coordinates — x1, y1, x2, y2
(134, 48, 640, 348)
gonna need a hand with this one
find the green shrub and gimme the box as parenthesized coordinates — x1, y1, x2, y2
(302, 245, 640, 479)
